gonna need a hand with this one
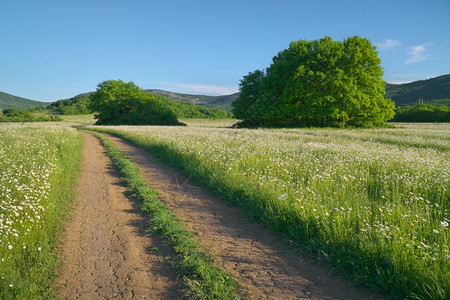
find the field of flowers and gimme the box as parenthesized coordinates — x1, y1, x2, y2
(93, 123, 449, 299)
(0, 124, 82, 299)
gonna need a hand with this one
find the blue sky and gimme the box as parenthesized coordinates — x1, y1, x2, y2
(1, 0, 449, 102)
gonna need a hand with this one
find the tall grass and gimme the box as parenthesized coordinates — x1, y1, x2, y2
(90, 123, 449, 299)
(0, 124, 82, 299)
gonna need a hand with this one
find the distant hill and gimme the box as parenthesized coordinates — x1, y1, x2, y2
(146, 89, 239, 111)
(151, 93, 228, 119)
(385, 74, 450, 106)
(3, 75, 448, 112)
(148, 75, 450, 110)
(0, 91, 49, 110)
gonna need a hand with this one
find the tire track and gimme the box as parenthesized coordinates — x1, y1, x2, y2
(58, 132, 181, 299)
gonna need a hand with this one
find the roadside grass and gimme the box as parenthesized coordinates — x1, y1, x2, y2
(93, 132, 243, 300)
(88, 124, 449, 300)
(0, 124, 82, 299)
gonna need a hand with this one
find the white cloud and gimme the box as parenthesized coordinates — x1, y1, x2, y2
(177, 83, 239, 95)
(150, 81, 239, 95)
(388, 80, 413, 84)
(375, 39, 401, 50)
(384, 73, 438, 84)
(404, 44, 435, 65)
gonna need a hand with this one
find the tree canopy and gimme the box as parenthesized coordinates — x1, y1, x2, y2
(89, 80, 183, 125)
(48, 94, 92, 115)
(232, 36, 395, 127)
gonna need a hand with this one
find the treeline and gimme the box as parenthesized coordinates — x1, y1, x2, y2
(0, 108, 62, 122)
(392, 104, 450, 122)
(48, 94, 91, 115)
(48, 92, 228, 119)
(154, 94, 228, 119)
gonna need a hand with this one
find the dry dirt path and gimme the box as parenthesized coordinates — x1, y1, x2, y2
(104, 133, 384, 300)
(58, 132, 181, 299)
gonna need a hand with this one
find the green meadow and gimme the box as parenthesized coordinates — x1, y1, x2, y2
(1, 121, 448, 299)
(91, 122, 449, 299)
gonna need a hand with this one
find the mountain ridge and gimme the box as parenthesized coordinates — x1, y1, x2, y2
(145, 89, 239, 111)
(1, 74, 449, 111)
(147, 75, 450, 109)
(0, 91, 49, 110)
(385, 74, 450, 106)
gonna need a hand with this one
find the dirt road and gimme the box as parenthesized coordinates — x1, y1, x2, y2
(104, 133, 384, 300)
(58, 132, 181, 299)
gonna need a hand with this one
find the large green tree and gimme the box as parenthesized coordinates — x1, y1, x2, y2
(231, 69, 266, 122)
(232, 36, 395, 127)
(89, 80, 183, 125)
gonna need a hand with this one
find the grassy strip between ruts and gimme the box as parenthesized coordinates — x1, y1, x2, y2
(92, 132, 243, 300)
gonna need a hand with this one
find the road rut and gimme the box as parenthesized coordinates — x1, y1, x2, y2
(58, 132, 181, 299)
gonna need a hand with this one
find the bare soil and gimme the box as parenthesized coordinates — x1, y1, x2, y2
(58, 132, 181, 299)
(103, 133, 384, 300)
